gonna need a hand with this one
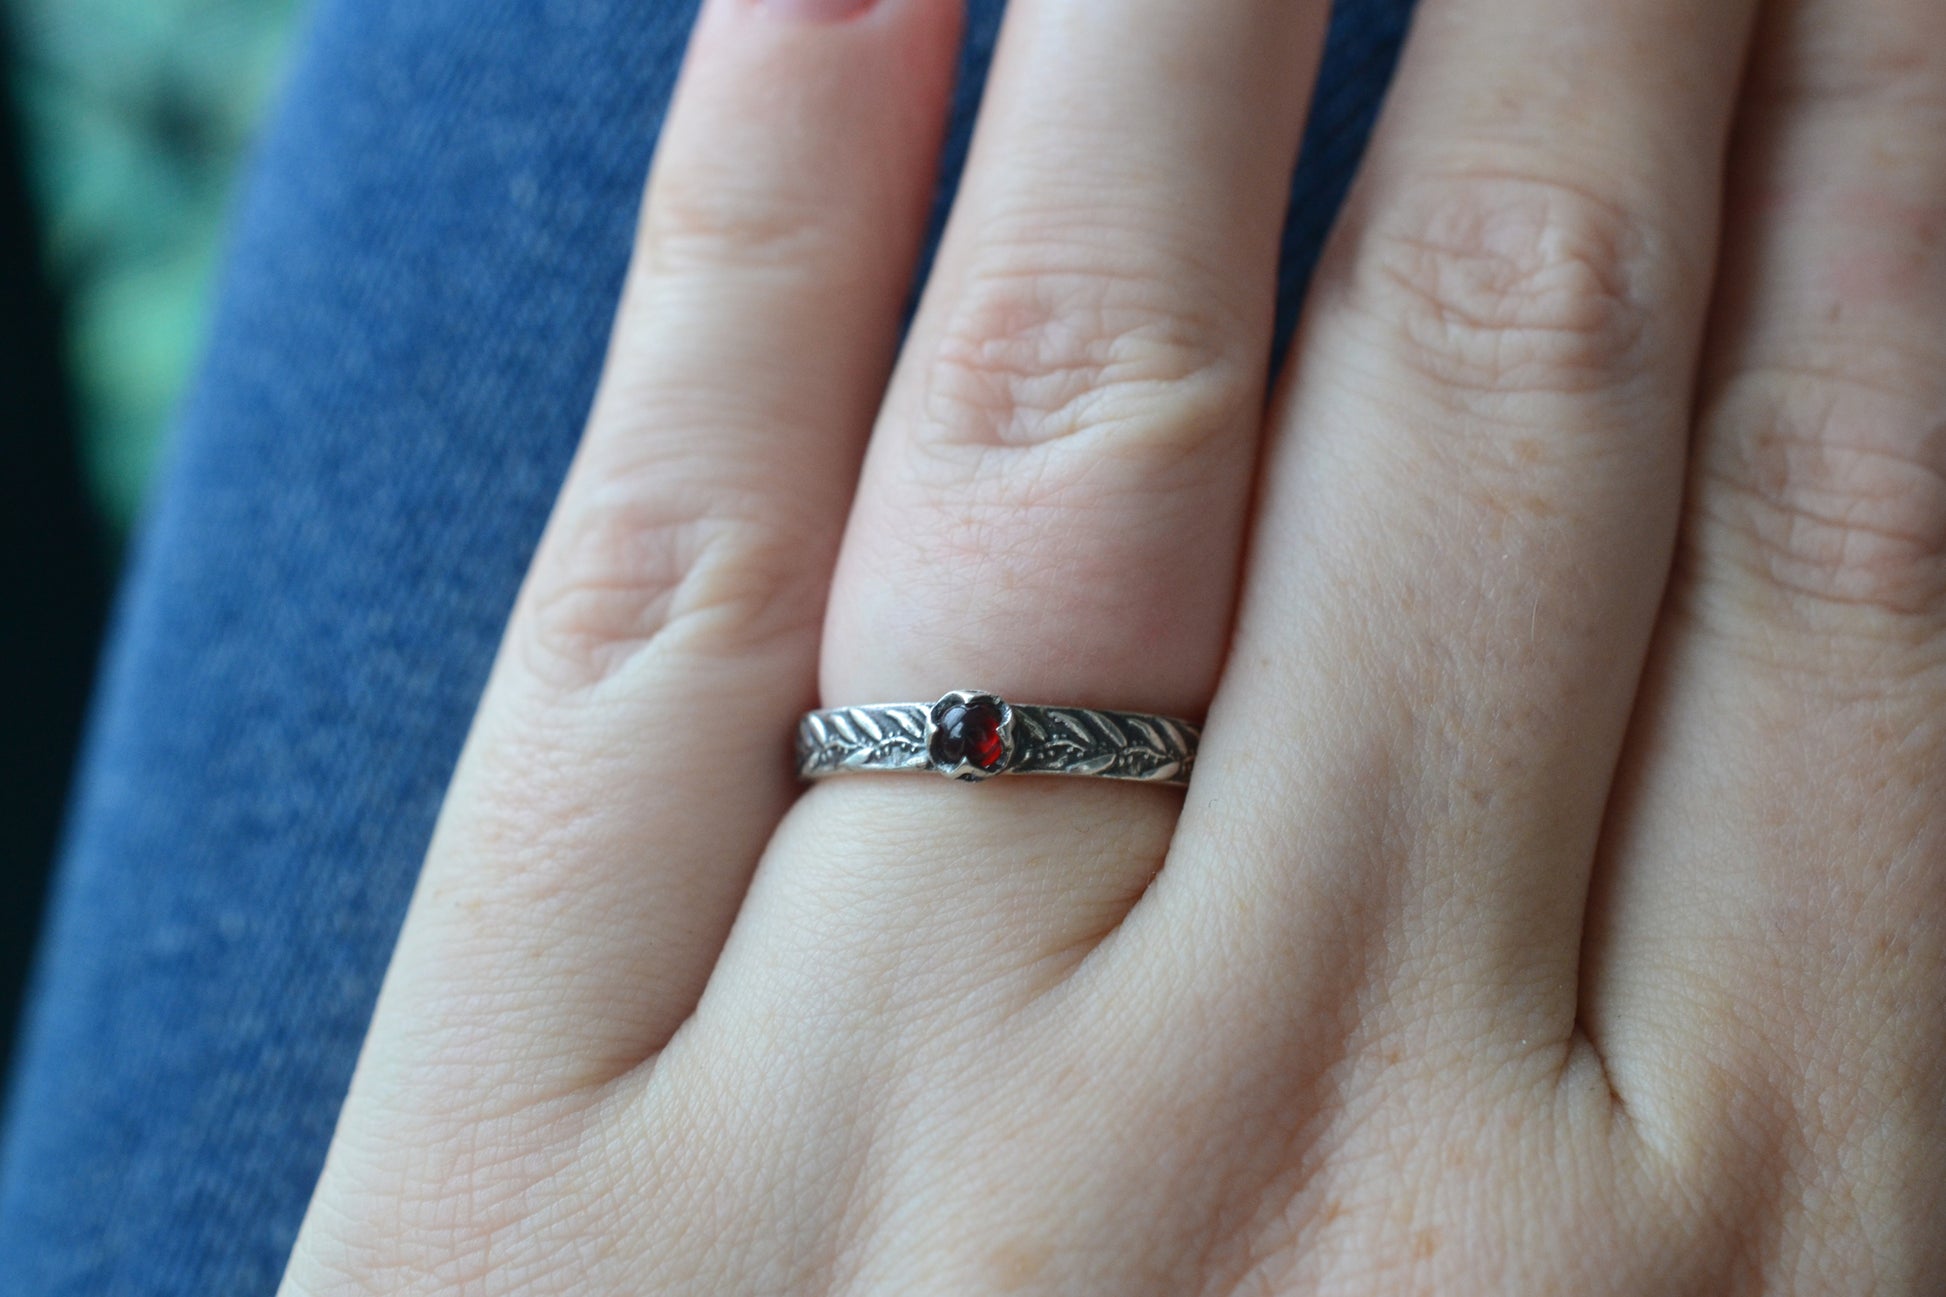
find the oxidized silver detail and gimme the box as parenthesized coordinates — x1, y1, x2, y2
(796, 692, 1199, 786)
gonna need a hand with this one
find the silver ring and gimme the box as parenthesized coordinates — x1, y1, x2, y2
(796, 690, 1199, 786)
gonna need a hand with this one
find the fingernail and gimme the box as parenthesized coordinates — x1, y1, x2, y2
(759, 0, 876, 22)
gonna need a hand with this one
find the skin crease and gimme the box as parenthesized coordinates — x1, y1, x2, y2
(280, 0, 1946, 1293)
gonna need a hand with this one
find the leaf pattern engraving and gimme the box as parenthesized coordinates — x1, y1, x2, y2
(798, 702, 1196, 785)
(797, 706, 931, 779)
(1013, 706, 1193, 782)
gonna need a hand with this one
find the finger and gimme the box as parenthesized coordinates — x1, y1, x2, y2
(830, 0, 1330, 711)
(757, 0, 1331, 958)
(1143, 0, 1759, 1055)
(354, 0, 963, 1098)
(1585, 0, 1946, 1242)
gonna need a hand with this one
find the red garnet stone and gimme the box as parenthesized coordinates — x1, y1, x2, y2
(932, 695, 1009, 774)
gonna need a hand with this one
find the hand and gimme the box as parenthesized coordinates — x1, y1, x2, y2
(280, 0, 1946, 1290)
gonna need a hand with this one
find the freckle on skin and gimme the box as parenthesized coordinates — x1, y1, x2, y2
(989, 1240, 1053, 1290)
(1824, 190, 1946, 304)
(1413, 1228, 1440, 1260)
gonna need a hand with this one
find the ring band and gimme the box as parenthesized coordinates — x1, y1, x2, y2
(796, 690, 1199, 786)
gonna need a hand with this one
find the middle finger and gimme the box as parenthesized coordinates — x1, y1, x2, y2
(1150, 0, 1761, 1060)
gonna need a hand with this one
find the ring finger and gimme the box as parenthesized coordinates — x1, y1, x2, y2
(746, 0, 1333, 970)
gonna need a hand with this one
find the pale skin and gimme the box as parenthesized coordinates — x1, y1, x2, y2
(278, 0, 1946, 1290)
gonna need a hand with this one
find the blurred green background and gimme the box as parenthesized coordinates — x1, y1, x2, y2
(14, 0, 303, 531)
(2, 0, 302, 1077)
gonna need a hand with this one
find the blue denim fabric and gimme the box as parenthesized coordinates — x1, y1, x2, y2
(0, 0, 1413, 1289)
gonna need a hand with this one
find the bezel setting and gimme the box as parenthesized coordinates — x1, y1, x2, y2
(924, 690, 1017, 782)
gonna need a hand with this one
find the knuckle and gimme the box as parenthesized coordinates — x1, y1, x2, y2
(1690, 363, 1946, 622)
(640, 166, 829, 277)
(1344, 169, 1667, 399)
(520, 466, 820, 691)
(918, 257, 1253, 462)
